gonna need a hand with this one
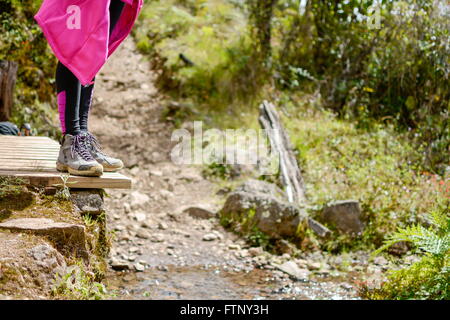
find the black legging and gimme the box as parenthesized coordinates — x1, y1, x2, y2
(56, 0, 125, 135)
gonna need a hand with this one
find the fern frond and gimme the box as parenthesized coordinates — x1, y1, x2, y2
(429, 205, 450, 234)
(373, 224, 450, 256)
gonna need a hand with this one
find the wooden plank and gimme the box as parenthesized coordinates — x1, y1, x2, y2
(0, 136, 132, 189)
(0, 151, 59, 160)
(0, 148, 59, 153)
(0, 140, 59, 143)
(0, 170, 132, 189)
(0, 138, 58, 142)
(0, 143, 59, 146)
(0, 166, 56, 171)
(0, 147, 60, 151)
(0, 141, 59, 144)
(0, 159, 57, 165)
(0, 137, 58, 141)
(0, 144, 60, 148)
(0, 142, 59, 146)
(0, 142, 58, 147)
(0, 136, 56, 140)
(0, 156, 58, 160)
(0, 143, 58, 147)
(0, 143, 59, 148)
(0, 151, 59, 156)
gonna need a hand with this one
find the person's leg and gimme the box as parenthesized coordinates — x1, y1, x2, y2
(79, 0, 125, 132)
(56, 62, 103, 177)
(56, 62, 82, 136)
(79, 82, 94, 132)
(79, 0, 125, 172)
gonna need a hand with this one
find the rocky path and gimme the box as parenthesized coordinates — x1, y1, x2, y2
(89, 38, 364, 300)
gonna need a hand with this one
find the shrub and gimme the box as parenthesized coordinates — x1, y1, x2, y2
(281, 94, 448, 251)
(363, 200, 449, 300)
(0, 0, 59, 138)
(256, 0, 450, 174)
(134, 0, 264, 117)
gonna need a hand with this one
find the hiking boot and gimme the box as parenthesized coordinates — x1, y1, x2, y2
(56, 134, 104, 177)
(83, 132, 124, 172)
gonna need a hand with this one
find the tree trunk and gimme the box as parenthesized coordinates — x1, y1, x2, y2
(248, 0, 278, 62)
(0, 60, 18, 121)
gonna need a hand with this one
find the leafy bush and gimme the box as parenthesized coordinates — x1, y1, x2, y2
(0, 0, 59, 138)
(281, 94, 448, 251)
(134, 0, 265, 119)
(363, 201, 449, 300)
(253, 0, 450, 174)
(52, 262, 111, 300)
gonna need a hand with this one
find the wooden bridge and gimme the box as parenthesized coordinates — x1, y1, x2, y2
(0, 135, 131, 189)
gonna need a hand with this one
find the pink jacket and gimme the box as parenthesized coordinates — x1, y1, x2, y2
(35, 0, 144, 86)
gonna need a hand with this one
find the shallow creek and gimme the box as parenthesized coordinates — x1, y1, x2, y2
(106, 265, 362, 300)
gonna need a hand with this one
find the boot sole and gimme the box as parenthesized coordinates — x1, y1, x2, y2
(102, 164, 124, 173)
(56, 162, 104, 177)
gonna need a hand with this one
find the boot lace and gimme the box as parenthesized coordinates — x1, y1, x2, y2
(84, 132, 107, 157)
(71, 134, 95, 161)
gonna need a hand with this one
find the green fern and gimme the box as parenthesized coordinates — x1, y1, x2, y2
(366, 201, 449, 300)
(374, 203, 450, 257)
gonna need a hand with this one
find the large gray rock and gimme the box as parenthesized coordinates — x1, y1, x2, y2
(235, 179, 287, 201)
(0, 218, 88, 259)
(71, 190, 104, 215)
(221, 180, 331, 239)
(220, 190, 306, 239)
(322, 200, 364, 235)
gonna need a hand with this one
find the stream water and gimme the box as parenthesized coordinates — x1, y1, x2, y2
(106, 265, 362, 300)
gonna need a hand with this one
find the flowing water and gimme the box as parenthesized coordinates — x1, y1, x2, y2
(106, 266, 362, 300)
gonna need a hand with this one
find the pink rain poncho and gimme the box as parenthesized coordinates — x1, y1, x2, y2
(35, 0, 144, 86)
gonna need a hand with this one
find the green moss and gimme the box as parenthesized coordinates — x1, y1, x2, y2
(8, 194, 79, 225)
(82, 212, 111, 281)
(0, 177, 34, 211)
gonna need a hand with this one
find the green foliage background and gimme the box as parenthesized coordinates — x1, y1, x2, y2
(135, 0, 449, 174)
(270, 0, 449, 174)
(0, 0, 59, 138)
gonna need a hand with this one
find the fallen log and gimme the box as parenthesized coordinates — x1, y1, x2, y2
(0, 60, 18, 121)
(258, 100, 331, 237)
(258, 100, 306, 204)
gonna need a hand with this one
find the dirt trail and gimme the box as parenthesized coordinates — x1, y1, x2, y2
(89, 38, 362, 300)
